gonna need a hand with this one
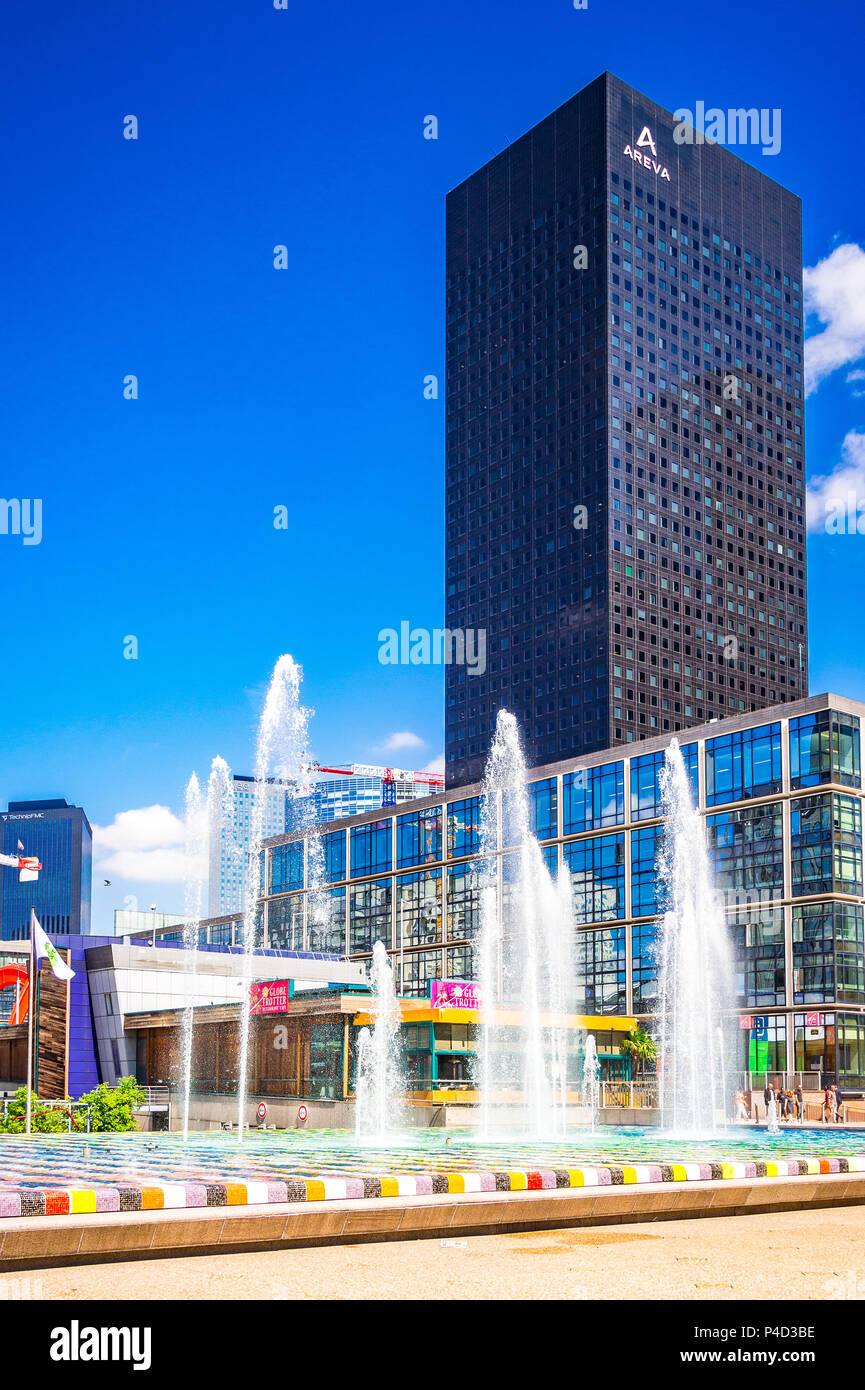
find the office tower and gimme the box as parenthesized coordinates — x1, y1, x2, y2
(0, 799, 93, 938)
(208, 774, 291, 917)
(445, 72, 807, 786)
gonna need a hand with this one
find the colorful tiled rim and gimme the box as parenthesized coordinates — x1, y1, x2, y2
(1, 1154, 864, 1218)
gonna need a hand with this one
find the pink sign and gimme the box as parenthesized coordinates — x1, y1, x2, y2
(249, 980, 290, 1015)
(431, 979, 482, 1010)
(805, 1012, 824, 1027)
(738, 1015, 753, 1029)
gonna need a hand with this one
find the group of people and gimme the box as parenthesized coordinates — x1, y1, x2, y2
(733, 1081, 846, 1124)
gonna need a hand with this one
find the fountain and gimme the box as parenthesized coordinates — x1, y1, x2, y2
(655, 739, 735, 1133)
(207, 755, 235, 921)
(237, 655, 316, 1141)
(582, 1034, 601, 1132)
(766, 1089, 780, 1135)
(180, 774, 206, 1143)
(476, 710, 573, 1138)
(355, 941, 404, 1138)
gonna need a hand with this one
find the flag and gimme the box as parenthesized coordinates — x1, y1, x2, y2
(31, 914, 75, 981)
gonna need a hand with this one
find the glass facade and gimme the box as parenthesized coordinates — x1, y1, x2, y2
(563, 762, 624, 834)
(445, 73, 807, 789)
(790, 710, 860, 789)
(705, 724, 783, 806)
(0, 801, 92, 938)
(707, 802, 785, 898)
(262, 701, 865, 1081)
(349, 819, 391, 879)
(630, 743, 697, 820)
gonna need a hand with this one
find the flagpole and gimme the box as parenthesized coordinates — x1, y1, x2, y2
(25, 909, 35, 1136)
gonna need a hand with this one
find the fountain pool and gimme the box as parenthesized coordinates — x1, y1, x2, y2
(0, 1127, 863, 1218)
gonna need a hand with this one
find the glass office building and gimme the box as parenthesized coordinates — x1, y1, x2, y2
(445, 72, 807, 786)
(0, 799, 92, 938)
(208, 775, 292, 917)
(260, 696, 865, 1086)
(299, 767, 444, 825)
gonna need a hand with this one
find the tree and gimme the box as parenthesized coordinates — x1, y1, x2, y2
(77, 1076, 146, 1132)
(621, 1027, 658, 1075)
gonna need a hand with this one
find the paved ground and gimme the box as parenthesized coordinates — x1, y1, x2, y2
(3, 1204, 865, 1299)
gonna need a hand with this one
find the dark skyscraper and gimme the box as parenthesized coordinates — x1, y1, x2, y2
(0, 799, 93, 939)
(445, 72, 807, 787)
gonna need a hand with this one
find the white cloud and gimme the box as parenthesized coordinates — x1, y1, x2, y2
(804, 243, 865, 395)
(93, 805, 193, 883)
(422, 754, 445, 775)
(806, 429, 865, 533)
(381, 731, 425, 752)
(848, 369, 865, 398)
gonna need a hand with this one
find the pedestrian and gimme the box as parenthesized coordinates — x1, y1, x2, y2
(764, 1081, 774, 1122)
(794, 1084, 803, 1121)
(734, 1089, 749, 1122)
(824, 1084, 836, 1124)
(833, 1084, 844, 1124)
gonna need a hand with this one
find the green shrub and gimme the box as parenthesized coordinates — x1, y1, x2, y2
(77, 1076, 146, 1132)
(0, 1077, 146, 1134)
(0, 1087, 71, 1133)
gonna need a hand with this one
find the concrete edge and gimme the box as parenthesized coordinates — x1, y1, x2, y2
(2, 1173, 865, 1270)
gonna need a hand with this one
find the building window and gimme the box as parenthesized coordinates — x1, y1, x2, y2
(732, 907, 785, 1007)
(631, 825, 663, 918)
(739, 1015, 787, 1080)
(563, 833, 626, 923)
(563, 762, 625, 835)
(322, 831, 347, 883)
(574, 926, 627, 1014)
(308, 887, 346, 954)
(349, 880, 392, 954)
(267, 894, 304, 951)
(792, 902, 865, 1006)
(790, 710, 861, 789)
(446, 798, 481, 858)
(706, 723, 783, 805)
(396, 871, 442, 947)
(270, 842, 304, 894)
(790, 794, 863, 898)
(631, 920, 658, 1012)
(630, 744, 698, 821)
(707, 802, 785, 897)
(529, 778, 558, 841)
(446, 944, 476, 981)
(398, 948, 442, 999)
(350, 820, 392, 879)
(396, 808, 442, 869)
(794, 1012, 865, 1085)
(446, 860, 481, 941)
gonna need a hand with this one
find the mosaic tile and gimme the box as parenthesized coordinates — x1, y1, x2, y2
(0, 1129, 862, 1219)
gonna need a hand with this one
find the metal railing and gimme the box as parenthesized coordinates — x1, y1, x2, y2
(137, 1086, 170, 1109)
(600, 1080, 658, 1109)
(0, 1099, 95, 1132)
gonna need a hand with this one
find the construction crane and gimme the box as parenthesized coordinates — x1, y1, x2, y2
(306, 762, 444, 807)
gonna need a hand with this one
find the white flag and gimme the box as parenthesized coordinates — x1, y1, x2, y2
(31, 913, 75, 981)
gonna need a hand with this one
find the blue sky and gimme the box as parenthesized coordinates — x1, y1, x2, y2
(1, 0, 863, 930)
